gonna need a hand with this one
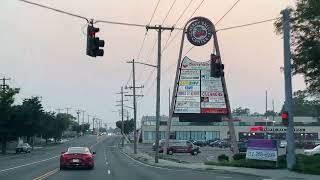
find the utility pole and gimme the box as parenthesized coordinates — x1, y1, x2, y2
(1, 77, 10, 91)
(81, 110, 85, 125)
(265, 90, 268, 139)
(92, 117, 95, 134)
(116, 87, 128, 147)
(124, 62, 144, 154)
(76, 110, 81, 125)
(272, 99, 275, 136)
(56, 108, 64, 114)
(282, 8, 296, 169)
(65, 107, 72, 115)
(168, 88, 171, 116)
(146, 25, 174, 163)
(87, 114, 90, 124)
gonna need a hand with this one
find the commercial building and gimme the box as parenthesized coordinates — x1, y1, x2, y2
(141, 115, 320, 144)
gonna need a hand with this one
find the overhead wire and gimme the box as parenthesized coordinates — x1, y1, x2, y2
(148, 0, 161, 25)
(144, 0, 206, 96)
(161, 0, 177, 25)
(162, 17, 280, 75)
(183, 0, 241, 57)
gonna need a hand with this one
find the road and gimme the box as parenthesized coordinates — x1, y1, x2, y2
(0, 135, 266, 180)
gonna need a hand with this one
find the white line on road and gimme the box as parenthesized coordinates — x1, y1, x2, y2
(0, 155, 59, 173)
(107, 170, 111, 174)
(216, 175, 232, 179)
(106, 162, 109, 165)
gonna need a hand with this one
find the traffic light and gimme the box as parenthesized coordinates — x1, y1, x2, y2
(86, 25, 105, 57)
(210, 54, 224, 78)
(282, 111, 289, 126)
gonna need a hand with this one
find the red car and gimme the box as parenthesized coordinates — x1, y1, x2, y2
(60, 147, 95, 170)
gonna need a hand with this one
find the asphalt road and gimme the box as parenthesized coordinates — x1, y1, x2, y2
(0, 135, 266, 180)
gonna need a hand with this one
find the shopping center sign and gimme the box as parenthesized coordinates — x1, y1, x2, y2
(173, 57, 228, 122)
(246, 139, 278, 161)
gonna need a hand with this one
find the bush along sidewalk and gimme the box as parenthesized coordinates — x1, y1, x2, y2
(205, 153, 320, 174)
(205, 154, 287, 169)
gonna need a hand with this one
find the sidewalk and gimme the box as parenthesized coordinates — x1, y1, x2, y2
(121, 144, 320, 180)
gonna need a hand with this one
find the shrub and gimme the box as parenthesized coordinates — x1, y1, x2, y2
(233, 153, 246, 160)
(218, 154, 229, 162)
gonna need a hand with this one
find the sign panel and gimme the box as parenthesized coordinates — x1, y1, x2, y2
(246, 139, 278, 161)
(186, 18, 213, 46)
(173, 56, 228, 122)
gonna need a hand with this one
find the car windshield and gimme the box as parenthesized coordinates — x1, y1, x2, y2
(67, 147, 89, 154)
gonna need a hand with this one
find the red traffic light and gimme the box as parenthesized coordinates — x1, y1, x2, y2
(282, 111, 289, 126)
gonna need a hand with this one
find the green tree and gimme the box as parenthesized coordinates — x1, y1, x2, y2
(52, 113, 73, 139)
(275, 0, 320, 96)
(0, 87, 20, 154)
(280, 90, 320, 117)
(232, 107, 250, 116)
(264, 110, 277, 117)
(116, 119, 134, 134)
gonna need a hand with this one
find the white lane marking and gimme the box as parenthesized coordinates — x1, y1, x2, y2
(0, 155, 59, 173)
(216, 175, 232, 179)
(106, 162, 109, 165)
(121, 151, 174, 171)
(107, 170, 111, 174)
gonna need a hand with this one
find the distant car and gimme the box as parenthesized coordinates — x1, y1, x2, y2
(209, 140, 221, 147)
(279, 140, 287, 148)
(304, 145, 320, 156)
(218, 140, 230, 148)
(238, 142, 248, 153)
(16, 143, 32, 153)
(60, 147, 96, 170)
(159, 140, 201, 155)
(193, 140, 206, 147)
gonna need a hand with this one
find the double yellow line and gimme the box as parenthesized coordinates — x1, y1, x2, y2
(33, 168, 59, 180)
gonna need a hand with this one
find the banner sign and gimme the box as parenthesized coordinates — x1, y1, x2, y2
(173, 57, 228, 122)
(246, 139, 278, 161)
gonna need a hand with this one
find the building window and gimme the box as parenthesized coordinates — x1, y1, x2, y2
(190, 131, 206, 141)
(143, 131, 155, 140)
(206, 131, 220, 140)
(176, 131, 191, 140)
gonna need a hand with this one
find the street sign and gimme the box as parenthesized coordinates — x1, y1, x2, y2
(173, 57, 228, 122)
(186, 18, 213, 46)
(246, 139, 278, 161)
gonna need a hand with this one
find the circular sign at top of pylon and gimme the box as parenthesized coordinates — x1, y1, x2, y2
(186, 18, 213, 46)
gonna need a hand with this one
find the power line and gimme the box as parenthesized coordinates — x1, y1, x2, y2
(19, 0, 89, 22)
(173, 0, 194, 26)
(162, 17, 280, 77)
(216, 17, 279, 32)
(162, 0, 205, 53)
(148, 0, 161, 25)
(184, 0, 240, 55)
(215, 0, 241, 26)
(136, 33, 148, 60)
(161, 0, 177, 25)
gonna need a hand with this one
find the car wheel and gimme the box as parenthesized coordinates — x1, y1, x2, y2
(191, 150, 198, 156)
(168, 150, 173, 155)
(88, 165, 94, 170)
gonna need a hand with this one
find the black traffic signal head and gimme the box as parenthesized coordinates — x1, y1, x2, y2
(87, 25, 105, 57)
(282, 111, 289, 126)
(211, 62, 224, 78)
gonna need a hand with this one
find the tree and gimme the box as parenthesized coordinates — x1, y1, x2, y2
(81, 123, 90, 134)
(275, 0, 320, 96)
(232, 107, 250, 116)
(116, 119, 134, 134)
(280, 90, 320, 117)
(52, 113, 73, 139)
(264, 110, 277, 117)
(0, 87, 20, 154)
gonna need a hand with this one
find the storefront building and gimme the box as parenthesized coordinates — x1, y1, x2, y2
(141, 115, 320, 144)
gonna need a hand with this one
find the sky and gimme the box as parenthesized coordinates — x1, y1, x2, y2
(0, 0, 304, 128)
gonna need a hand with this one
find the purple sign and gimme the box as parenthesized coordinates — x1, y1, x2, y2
(246, 139, 278, 161)
(247, 139, 277, 149)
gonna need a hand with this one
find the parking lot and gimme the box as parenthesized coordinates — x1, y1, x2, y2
(136, 143, 306, 163)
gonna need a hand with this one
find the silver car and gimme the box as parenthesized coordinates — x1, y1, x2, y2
(16, 143, 32, 153)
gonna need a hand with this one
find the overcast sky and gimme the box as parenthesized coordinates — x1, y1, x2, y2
(0, 0, 303, 127)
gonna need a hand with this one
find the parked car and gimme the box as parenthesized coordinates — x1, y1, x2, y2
(218, 140, 230, 148)
(60, 147, 96, 170)
(159, 140, 201, 155)
(238, 142, 248, 153)
(16, 143, 32, 153)
(206, 139, 220, 146)
(304, 145, 320, 156)
(209, 139, 221, 147)
(193, 140, 206, 147)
